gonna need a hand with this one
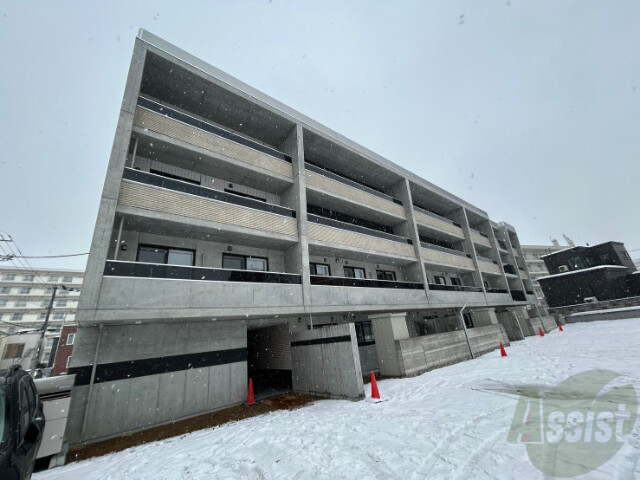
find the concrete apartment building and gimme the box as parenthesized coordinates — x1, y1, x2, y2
(66, 30, 546, 446)
(0, 267, 83, 367)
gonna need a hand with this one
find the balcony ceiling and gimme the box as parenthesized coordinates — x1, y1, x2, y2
(303, 130, 403, 193)
(140, 52, 296, 149)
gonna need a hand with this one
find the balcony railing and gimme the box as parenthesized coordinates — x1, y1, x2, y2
(413, 206, 462, 228)
(427, 284, 483, 293)
(104, 261, 301, 284)
(511, 290, 526, 301)
(497, 240, 508, 250)
(420, 242, 470, 258)
(477, 255, 497, 264)
(310, 276, 423, 289)
(470, 228, 489, 238)
(138, 96, 292, 163)
(305, 162, 401, 205)
(123, 168, 296, 218)
(308, 214, 412, 245)
(486, 288, 509, 294)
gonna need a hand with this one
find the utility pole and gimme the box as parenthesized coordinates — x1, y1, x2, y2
(32, 285, 57, 371)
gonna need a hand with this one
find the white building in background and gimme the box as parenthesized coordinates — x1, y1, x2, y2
(0, 267, 84, 365)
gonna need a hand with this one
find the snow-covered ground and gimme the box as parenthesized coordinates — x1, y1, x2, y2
(36, 319, 640, 480)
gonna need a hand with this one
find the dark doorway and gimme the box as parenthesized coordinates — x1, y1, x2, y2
(247, 324, 293, 398)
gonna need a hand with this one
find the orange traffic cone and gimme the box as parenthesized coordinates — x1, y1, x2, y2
(246, 378, 255, 406)
(370, 372, 380, 399)
(558, 323, 564, 332)
(539, 327, 545, 337)
(500, 342, 507, 357)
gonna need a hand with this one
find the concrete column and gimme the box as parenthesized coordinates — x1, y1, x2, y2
(76, 40, 147, 324)
(369, 312, 409, 377)
(278, 125, 311, 309)
(495, 310, 525, 341)
(390, 179, 430, 293)
(485, 222, 510, 290)
(452, 208, 487, 298)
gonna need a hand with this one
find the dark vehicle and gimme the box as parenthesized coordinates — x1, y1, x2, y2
(0, 366, 45, 480)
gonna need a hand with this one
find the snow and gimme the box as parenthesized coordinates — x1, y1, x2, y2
(35, 319, 640, 480)
(537, 264, 628, 280)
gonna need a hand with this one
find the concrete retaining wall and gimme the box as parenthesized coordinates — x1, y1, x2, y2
(396, 324, 510, 377)
(496, 311, 525, 341)
(290, 324, 364, 399)
(66, 319, 247, 446)
(539, 315, 558, 332)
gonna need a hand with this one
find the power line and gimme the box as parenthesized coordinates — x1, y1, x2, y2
(1, 252, 89, 260)
(0, 234, 49, 286)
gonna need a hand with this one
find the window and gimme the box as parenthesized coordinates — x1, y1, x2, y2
(56, 300, 67, 307)
(15, 301, 27, 307)
(463, 313, 474, 328)
(63, 275, 73, 283)
(434, 275, 446, 285)
(23, 275, 34, 281)
(0, 300, 5, 307)
(310, 263, 331, 276)
(137, 245, 195, 266)
(18, 377, 36, 441)
(622, 251, 630, 260)
(376, 270, 396, 281)
(3, 274, 15, 281)
(53, 313, 65, 320)
(344, 267, 366, 279)
(0, 287, 11, 294)
(58, 290, 69, 296)
(3, 343, 24, 359)
(222, 254, 268, 271)
(67, 333, 76, 346)
(11, 313, 23, 321)
(450, 277, 462, 286)
(66, 356, 72, 368)
(48, 275, 59, 282)
(38, 313, 46, 320)
(19, 287, 31, 294)
(355, 321, 374, 345)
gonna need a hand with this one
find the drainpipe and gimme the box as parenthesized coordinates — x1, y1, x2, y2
(459, 304, 475, 359)
(81, 323, 104, 436)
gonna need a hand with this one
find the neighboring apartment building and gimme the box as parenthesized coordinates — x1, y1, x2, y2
(66, 30, 541, 446)
(51, 325, 77, 377)
(538, 241, 639, 308)
(521, 241, 570, 301)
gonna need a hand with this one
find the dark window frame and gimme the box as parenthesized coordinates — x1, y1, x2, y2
(376, 270, 397, 281)
(344, 266, 366, 279)
(355, 321, 375, 345)
(434, 275, 447, 285)
(150, 168, 201, 185)
(222, 253, 269, 272)
(450, 277, 462, 286)
(136, 244, 196, 267)
(310, 263, 331, 276)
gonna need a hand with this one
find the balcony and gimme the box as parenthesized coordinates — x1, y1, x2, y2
(307, 215, 416, 260)
(421, 243, 475, 270)
(497, 240, 508, 251)
(485, 288, 512, 305)
(510, 290, 527, 301)
(118, 169, 298, 239)
(477, 255, 501, 275)
(413, 206, 465, 240)
(470, 229, 491, 249)
(133, 97, 294, 180)
(305, 163, 405, 221)
(309, 276, 427, 311)
(427, 284, 482, 293)
(503, 264, 517, 276)
(98, 260, 304, 321)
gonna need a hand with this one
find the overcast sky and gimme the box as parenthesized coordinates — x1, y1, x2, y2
(1, 0, 639, 272)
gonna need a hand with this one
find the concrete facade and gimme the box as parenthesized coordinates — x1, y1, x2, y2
(66, 30, 538, 447)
